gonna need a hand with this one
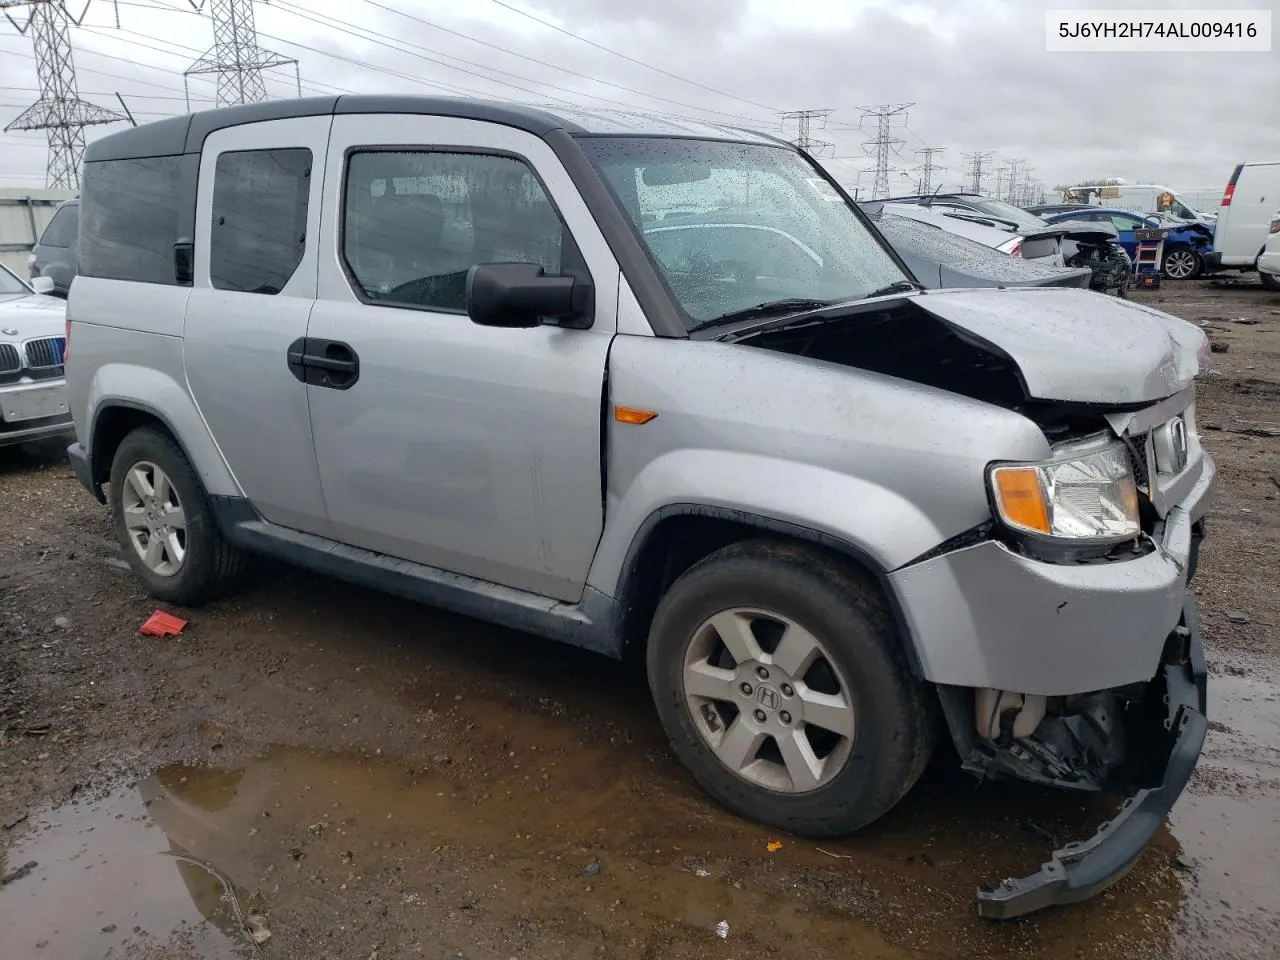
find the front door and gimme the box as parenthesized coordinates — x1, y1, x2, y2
(306, 114, 620, 602)
(183, 116, 333, 535)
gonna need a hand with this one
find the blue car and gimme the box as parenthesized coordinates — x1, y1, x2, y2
(1040, 207, 1216, 280)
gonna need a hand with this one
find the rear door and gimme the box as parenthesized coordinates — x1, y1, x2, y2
(183, 116, 334, 535)
(305, 113, 620, 602)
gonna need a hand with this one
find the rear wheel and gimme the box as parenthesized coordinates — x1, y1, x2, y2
(109, 426, 245, 605)
(646, 539, 934, 837)
(1162, 245, 1201, 280)
(1260, 270, 1280, 292)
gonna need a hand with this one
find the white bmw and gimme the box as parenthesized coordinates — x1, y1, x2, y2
(0, 263, 72, 448)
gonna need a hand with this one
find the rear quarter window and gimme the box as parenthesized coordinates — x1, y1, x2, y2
(38, 204, 78, 248)
(79, 156, 184, 285)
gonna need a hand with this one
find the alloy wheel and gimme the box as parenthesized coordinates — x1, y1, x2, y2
(121, 460, 187, 577)
(1163, 249, 1198, 280)
(682, 607, 855, 793)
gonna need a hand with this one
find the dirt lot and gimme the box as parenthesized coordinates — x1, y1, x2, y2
(1, 280, 1277, 960)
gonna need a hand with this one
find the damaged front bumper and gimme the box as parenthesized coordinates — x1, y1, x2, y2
(975, 594, 1208, 919)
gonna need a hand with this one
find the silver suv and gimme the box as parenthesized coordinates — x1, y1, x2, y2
(64, 96, 1215, 918)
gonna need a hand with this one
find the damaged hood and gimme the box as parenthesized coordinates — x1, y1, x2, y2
(910, 286, 1208, 405)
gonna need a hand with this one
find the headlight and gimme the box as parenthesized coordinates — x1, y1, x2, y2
(989, 441, 1139, 543)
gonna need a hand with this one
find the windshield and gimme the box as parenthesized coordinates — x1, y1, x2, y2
(0, 264, 29, 296)
(577, 137, 909, 330)
(962, 197, 1048, 232)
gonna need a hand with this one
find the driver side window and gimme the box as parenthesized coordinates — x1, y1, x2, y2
(342, 150, 565, 312)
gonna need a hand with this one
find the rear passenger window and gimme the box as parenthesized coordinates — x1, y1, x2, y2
(80, 157, 183, 285)
(39, 204, 78, 248)
(210, 148, 312, 295)
(342, 151, 565, 311)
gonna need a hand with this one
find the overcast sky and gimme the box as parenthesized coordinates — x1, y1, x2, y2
(1, 0, 1276, 201)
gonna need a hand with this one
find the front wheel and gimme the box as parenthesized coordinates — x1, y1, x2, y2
(1161, 245, 1201, 280)
(1260, 270, 1280, 292)
(646, 540, 934, 838)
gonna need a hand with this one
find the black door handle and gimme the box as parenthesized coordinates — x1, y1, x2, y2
(286, 337, 360, 390)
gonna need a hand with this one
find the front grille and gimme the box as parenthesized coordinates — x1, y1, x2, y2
(0, 343, 19, 374)
(1126, 433, 1150, 491)
(24, 336, 65, 370)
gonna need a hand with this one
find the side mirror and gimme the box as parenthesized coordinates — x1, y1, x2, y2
(30, 275, 55, 295)
(465, 262, 591, 329)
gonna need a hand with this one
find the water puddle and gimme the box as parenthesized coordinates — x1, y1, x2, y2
(3, 664, 1277, 958)
(0, 772, 252, 958)
(1163, 667, 1280, 957)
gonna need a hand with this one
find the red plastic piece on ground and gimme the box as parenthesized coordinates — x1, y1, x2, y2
(139, 610, 188, 637)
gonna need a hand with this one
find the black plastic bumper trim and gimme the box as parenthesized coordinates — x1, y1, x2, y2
(66, 441, 103, 502)
(975, 593, 1208, 919)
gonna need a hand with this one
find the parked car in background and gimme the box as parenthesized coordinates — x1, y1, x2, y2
(1257, 211, 1280, 291)
(1061, 183, 1215, 225)
(27, 198, 79, 298)
(869, 198, 1130, 294)
(1208, 161, 1280, 284)
(0, 262, 72, 447)
(867, 209, 1092, 289)
(1041, 207, 1214, 280)
(66, 96, 1215, 918)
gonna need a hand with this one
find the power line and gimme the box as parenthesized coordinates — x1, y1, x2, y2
(182, 0, 299, 107)
(477, 0, 781, 114)
(1, 1, 128, 188)
(963, 151, 994, 195)
(780, 109, 832, 156)
(858, 102, 911, 200)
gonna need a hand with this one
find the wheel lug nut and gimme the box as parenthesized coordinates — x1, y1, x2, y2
(740, 683, 753, 696)
(781, 683, 794, 697)
(756, 666, 769, 680)
(753, 709, 767, 723)
(780, 711, 792, 724)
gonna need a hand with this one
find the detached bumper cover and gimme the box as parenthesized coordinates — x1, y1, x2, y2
(976, 594, 1208, 919)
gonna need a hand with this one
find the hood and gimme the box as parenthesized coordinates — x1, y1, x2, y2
(0, 293, 67, 338)
(911, 286, 1207, 405)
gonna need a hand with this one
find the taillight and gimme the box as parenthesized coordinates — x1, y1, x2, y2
(1007, 240, 1022, 257)
(1222, 164, 1243, 206)
(1270, 217, 1280, 235)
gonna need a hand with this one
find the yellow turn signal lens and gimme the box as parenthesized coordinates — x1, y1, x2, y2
(991, 466, 1051, 535)
(614, 405, 658, 425)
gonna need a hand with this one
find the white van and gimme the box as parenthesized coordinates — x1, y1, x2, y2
(1207, 161, 1280, 281)
(1062, 183, 1213, 224)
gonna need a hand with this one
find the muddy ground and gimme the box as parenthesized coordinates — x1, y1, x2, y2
(1, 280, 1277, 960)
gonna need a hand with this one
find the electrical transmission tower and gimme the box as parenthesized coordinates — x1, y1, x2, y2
(780, 109, 833, 157)
(2, 1, 128, 188)
(914, 146, 944, 194)
(184, 0, 300, 108)
(858, 103, 912, 200)
(963, 151, 994, 195)
(1004, 158, 1024, 202)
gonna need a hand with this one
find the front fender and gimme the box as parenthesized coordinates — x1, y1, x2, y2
(86, 360, 242, 499)
(586, 448, 976, 596)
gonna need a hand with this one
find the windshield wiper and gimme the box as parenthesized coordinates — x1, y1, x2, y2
(691, 297, 832, 331)
(862, 279, 918, 299)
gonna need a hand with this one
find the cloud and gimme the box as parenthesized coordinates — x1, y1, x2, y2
(1, 0, 1275, 198)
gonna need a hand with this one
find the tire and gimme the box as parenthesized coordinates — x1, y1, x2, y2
(1260, 270, 1280, 292)
(646, 539, 934, 838)
(109, 426, 245, 605)
(1161, 245, 1201, 280)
